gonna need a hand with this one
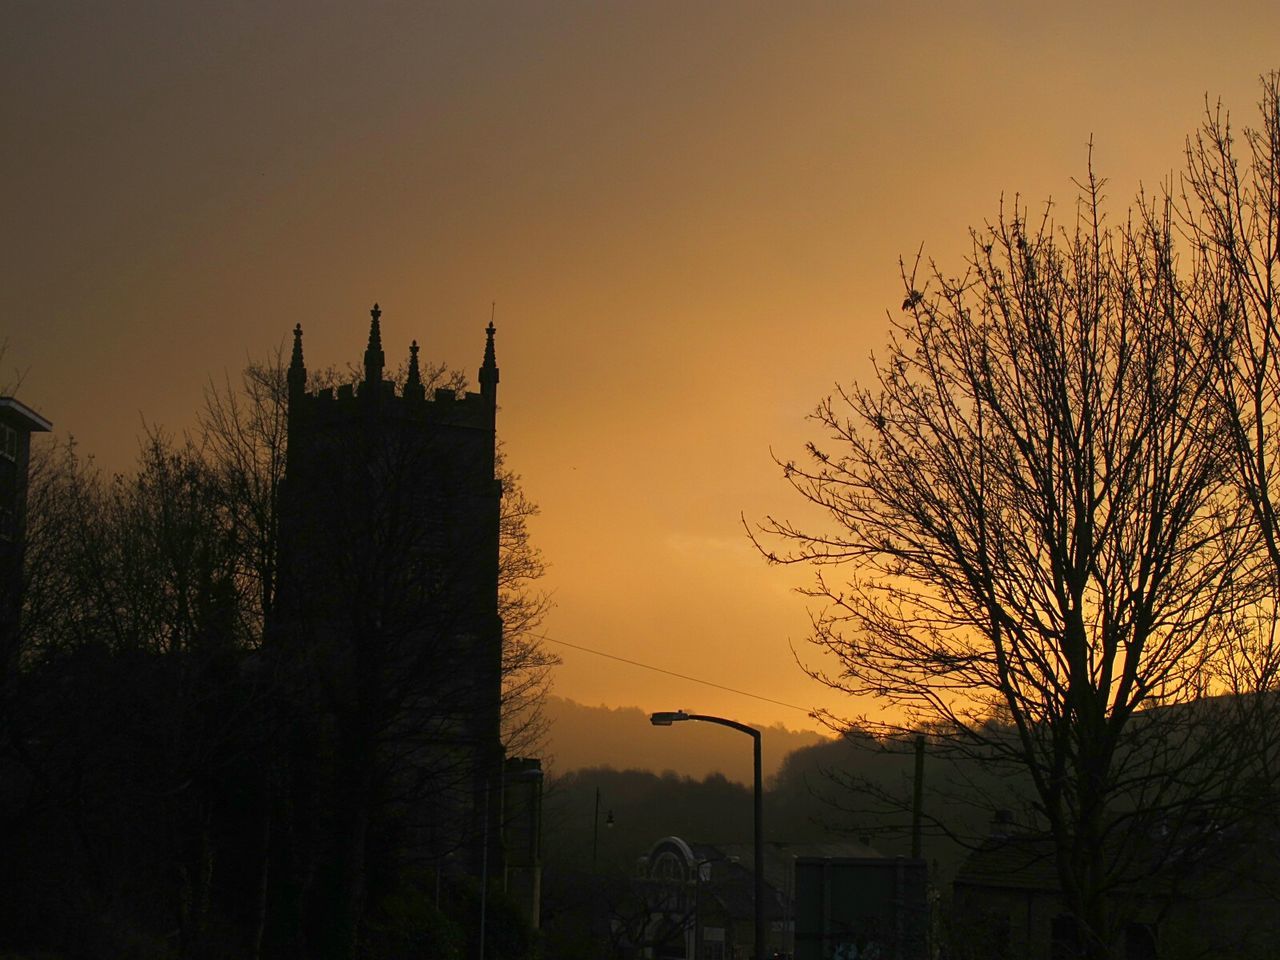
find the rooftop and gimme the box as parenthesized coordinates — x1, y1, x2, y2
(0, 396, 52, 433)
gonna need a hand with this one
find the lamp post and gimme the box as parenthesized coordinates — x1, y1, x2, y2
(589, 787, 614, 955)
(592, 786, 614, 873)
(651, 710, 765, 960)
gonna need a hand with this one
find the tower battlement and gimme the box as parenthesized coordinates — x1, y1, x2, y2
(287, 302, 499, 434)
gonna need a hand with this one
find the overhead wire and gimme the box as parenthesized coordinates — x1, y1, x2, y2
(541, 635, 815, 716)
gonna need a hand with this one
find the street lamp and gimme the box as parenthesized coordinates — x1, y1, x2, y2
(650, 711, 765, 960)
(592, 786, 614, 872)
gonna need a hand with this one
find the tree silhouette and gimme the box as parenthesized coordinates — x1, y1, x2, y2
(757, 169, 1266, 959)
(1184, 74, 1280, 709)
(2, 340, 551, 959)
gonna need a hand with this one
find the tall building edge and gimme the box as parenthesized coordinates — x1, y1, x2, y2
(0, 396, 52, 675)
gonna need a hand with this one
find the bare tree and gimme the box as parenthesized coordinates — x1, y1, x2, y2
(200, 350, 292, 638)
(1184, 73, 1280, 699)
(757, 172, 1260, 959)
(0, 339, 25, 394)
(10, 432, 263, 957)
(495, 461, 555, 755)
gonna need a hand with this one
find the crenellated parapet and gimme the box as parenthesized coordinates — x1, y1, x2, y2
(287, 303, 498, 435)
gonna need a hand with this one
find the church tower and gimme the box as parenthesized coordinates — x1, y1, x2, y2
(274, 304, 505, 930)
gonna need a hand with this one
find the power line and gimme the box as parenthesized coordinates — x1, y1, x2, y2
(542, 635, 815, 716)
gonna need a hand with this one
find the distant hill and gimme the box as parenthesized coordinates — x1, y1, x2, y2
(541, 696, 827, 784)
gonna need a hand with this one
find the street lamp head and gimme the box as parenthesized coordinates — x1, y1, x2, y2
(649, 710, 690, 726)
(646, 705, 765, 960)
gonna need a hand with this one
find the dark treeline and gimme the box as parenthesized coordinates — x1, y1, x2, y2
(0, 353, 552, 960)
(540, 705, 1279, 959)
(541, 696, 826, 784)
(540, 766, 762, 960)
(542, 730, 992, 886)
(536, 730, 992, 960)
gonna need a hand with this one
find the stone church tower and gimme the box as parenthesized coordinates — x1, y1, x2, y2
(276, 304, 507, 912)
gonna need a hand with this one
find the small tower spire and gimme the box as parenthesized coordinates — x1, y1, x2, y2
(363, 302, 385, 389)
(479, 302, 499, 402)
(405, 340, 425, 401)
(288, 323, 307, 400)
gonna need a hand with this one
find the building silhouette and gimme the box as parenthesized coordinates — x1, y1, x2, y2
(0, 396, 51, 661)
(274, 305, 536, 949)
(634, 836, 920, 960)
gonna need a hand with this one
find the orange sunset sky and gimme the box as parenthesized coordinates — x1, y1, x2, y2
(5, 1, 1280, 738)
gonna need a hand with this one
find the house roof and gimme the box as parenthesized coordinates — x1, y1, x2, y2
(0, 397, 52, 432)
(953, 835, 1060, 893)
